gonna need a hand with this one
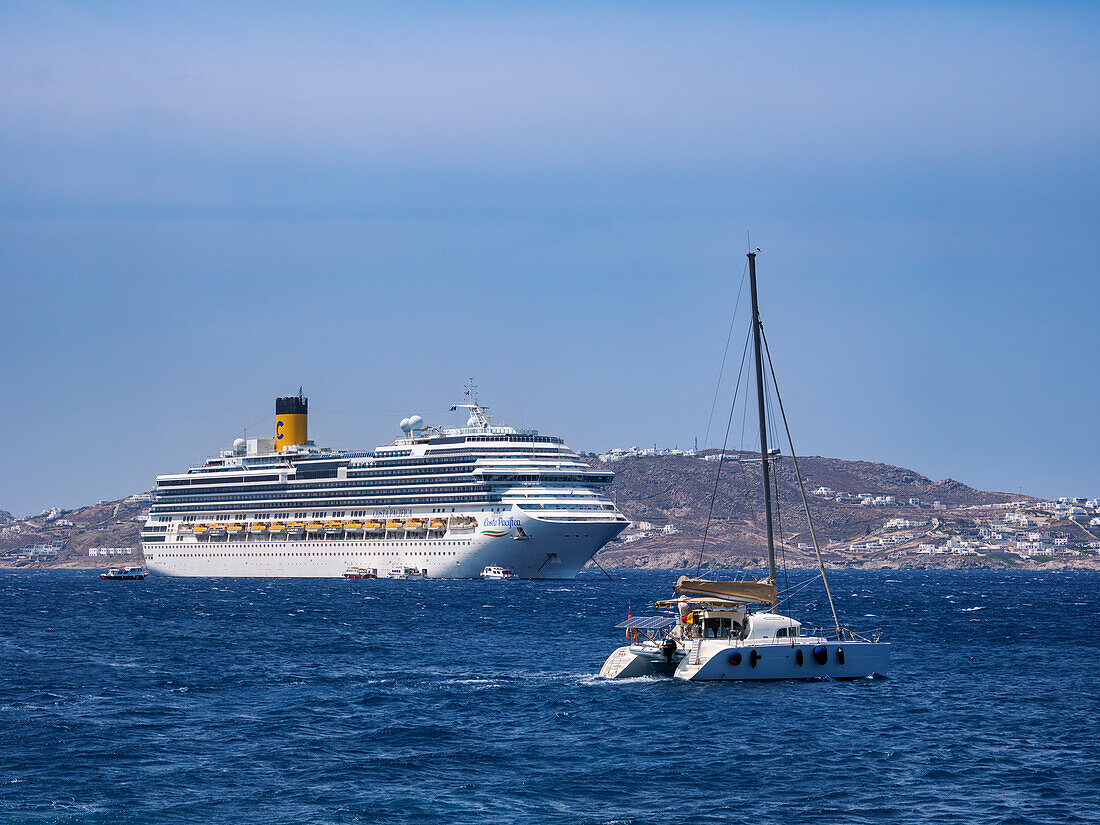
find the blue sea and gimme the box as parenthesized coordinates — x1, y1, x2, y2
(1, 569, 1097, 824)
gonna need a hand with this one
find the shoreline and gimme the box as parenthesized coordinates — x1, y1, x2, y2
(5, 558, 1099, 573)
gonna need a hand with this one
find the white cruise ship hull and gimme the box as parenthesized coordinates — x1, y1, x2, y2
(145, 513, 625, 579)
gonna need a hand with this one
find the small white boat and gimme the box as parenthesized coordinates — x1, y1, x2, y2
(387, 566, 424, 579)
(100, 566, 148, 581)
(481, 565, 518, 580)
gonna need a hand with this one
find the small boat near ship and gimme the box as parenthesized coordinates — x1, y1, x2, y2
(481, 565, 518, 580)
(343, 566, 378, 579)
(388, 566, 425, 579)
(600, 252, 889, 682)
(100, 566, 148, 580)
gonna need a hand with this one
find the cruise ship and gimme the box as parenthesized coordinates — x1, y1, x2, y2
(142, 390, 628, 578)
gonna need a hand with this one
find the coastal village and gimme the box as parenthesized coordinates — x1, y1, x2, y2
(0, 492, 152, 568)
(594, 446, 1100, 569)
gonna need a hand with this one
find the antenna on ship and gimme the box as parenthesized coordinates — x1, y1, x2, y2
(450, 378, 492, 429)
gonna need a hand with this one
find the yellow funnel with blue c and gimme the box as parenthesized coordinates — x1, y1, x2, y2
(275, 393, 308, 451)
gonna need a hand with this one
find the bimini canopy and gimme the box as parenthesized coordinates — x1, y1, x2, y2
(615, 616, 678, 630)
(673, 576, 778, 607)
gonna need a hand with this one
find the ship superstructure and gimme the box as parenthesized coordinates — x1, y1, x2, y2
(142, 390, 627, 578)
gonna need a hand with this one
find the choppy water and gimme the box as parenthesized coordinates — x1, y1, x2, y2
(1, 569, 1097, 824)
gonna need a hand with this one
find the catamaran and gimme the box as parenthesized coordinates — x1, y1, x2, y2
(600, 252, 890, 681)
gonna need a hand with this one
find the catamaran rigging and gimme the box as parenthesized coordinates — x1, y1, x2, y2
(599, 250, 890, 681)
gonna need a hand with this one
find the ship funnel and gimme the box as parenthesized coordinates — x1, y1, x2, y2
(275, 390, 308, 452)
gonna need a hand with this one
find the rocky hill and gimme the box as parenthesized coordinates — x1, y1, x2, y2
(595, 451, 1044, 569)
(0, 498, 148, 568)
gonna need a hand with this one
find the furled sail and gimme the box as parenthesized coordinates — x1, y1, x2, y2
(673, 576, 778, 606)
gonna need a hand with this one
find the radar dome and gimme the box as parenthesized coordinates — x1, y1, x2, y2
(467, 416, 478, 427)
(233, 437, 246, 455)
(408, 415, 424, 432)
(400, 418, 412, 433)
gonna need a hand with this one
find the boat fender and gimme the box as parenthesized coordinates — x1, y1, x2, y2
(749, 648, 760, 668)
(728, 652, 742, 666)
(836, 646, 845, 665)
(796, 649, 804, 666)
(813, 644, 828, 665)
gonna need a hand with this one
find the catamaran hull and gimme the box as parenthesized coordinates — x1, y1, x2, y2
(599, 645, 682, 679)
(674, 641, 890, 681)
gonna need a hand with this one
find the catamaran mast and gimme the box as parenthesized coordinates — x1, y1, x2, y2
(748, 252, 777, 584)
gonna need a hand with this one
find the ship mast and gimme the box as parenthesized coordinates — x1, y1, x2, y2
(748, 251, 777, 584)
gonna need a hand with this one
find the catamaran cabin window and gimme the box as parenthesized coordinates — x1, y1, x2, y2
(704, 618, 733, 638)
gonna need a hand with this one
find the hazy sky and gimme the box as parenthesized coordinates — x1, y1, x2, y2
(1, 2, 1097, 516)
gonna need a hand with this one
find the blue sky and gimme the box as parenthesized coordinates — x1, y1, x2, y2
(1, 2, 1097, 516)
